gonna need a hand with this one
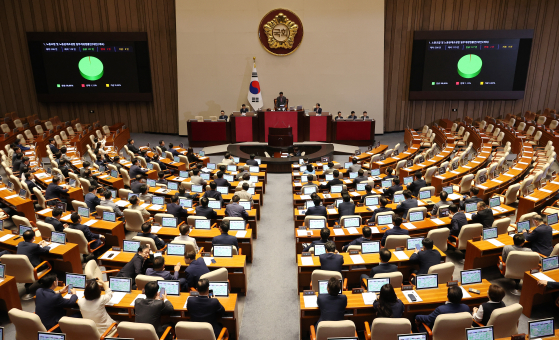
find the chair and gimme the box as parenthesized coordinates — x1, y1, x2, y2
(447, 223, 483, 250)
(135, 274, 164, 290)
(426, 228, 450, 252)
(117, 321, 171, 340)
(36, 221, 55, 240)
(3, 254, 51, 300)
(453, 174, 474, 194)
(59, 316, 117, 340)
(473, 303, 523, 338)
(125, 210, 147, 232)
(529, 131, 542, 145)
(65, 228, 105, 258)
(96, 205, 114, 217)
(517, 122, 526, 132)
(424, 166, 437, 185)
(84, 259, 119, 282)
(311, 320, 357, 340)
(375, 211, 395, 224)
(406, 207, 426, 221)
(72, 200, 88, 212)
(34, 187, 56, 209)
(79, 178, 91, 193)
(195, 116, 204, 122)
(154, 213, 174, 224)
(13, 215, 33, 230)
(364, 318, 411, 340)
(549, 120, 558, 130)
(536, 115, 547, 125)
(119, 188, 133, 200)
(422, 312, 473, 340)
(492, 217, 511, 235)
(175, 321, 229, 340)
(9, 175, 22, 193)
(550, 243, 559, 257)
(428, 262, 454, 283)
(8, 308, 52, 340)
(384, 235, 410, 249)
(497, 183, 520, 206)
(456, 132, 470, 146)
(394, 160, 406, 176)
(419, 186, 435, 197)
(171, 240, 199, 254)
(500, 251, 541, 295)
(372, 271, 403, 287)
(133, 235, 166, 252)
(120, 168, 131, 187)
(200, 267, 229, 282)
(311, 269, 344, 293)
(187, 215, 208, 226)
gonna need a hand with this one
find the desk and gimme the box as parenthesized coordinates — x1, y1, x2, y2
(333, 120, 375, 146)
(351, 145, 389, 164)
(98, 250, 248, 295)
(187, 121, 230, 147)
(230, 114, 258, 143)
(33, 169, 84, 204)
(118, 159, 158, 180)
(517, 175, 559, 222)
(0, 186, 36, 222)
(258, 111, 303, 143)
(520, 268, 559, 317)
(0, 275, 22, 311)
(399, 144, 456, 181)
(368, 144, 421, 173)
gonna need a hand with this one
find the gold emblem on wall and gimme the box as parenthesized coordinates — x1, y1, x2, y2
(258, 9, 304, 56)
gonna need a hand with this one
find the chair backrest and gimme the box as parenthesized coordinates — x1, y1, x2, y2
(370, 318, 411, 340)
(490, 217, 510, 235)
(537, 115, 547, 125)
(96, 205, 113, 217)
(33, 187, 47, 209)
(37, 221, 55, 240)
(200, 267, 229, 282)
(486, 303, 523, 338)
(526, 125, 535, 136)
(171, 240, 198, 254)
(195, 116, 204, 122)
(504, 251, 541, 279)
(517, 122, 526, 131)
(533, 131, 542, 143)
(503, 183, 520, 205)
(65, 228, 90, 254)
(384, 235, 410, 249)
(72, 199, 88, 212)
(424, 167, 437, 184)
(3, 255, 35, 283)
(119, 188, 133, 200)
(117, 321, 159, 340)
(133, 235, 157, 251)
(175, 321, 217, 340)
(135, 274, 164, 290)
(311, 269, 342, 293)
(373, 271, 404, 287)
(315, 320, 356, 340)
(9, 175, 22, 193)
(549, 120, 558, 130)
(154, 213, 174, 224)
(13, 215, 32, 229)
(474, 168, 487, 184)
(395, 160, 406, 176)
(456, 223, 483, 250)
(9, 308, 47, 340)
(551, 243, 559, 257)
(431, 312, 473, 340)
(519, 175, 534, 196)
(451, 123, 458, 132)
(103, 125, 111, 135)
(123, 210, 145, 233)
(428, 262, 454, 283)
(84, 259, 103, 281)
(458, 174, 475, 194)
(59, 316, 101, 340)
(120, 168, 131, 186)
(427, 228, 450, 252)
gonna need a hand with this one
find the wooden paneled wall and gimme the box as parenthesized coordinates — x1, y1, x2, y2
(0, 0, 178, 134)
(385, 0, 559, 132)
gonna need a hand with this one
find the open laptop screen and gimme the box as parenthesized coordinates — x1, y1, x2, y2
(460, 269, 482, 285)
(466, 326, 494, 340)
(415, 274, 438, 290)
(528, 318, 555, 339)
(367, 278, 390, 292)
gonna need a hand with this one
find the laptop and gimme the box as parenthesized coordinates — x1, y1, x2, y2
(415, 274, 439, 289)
(110, 190, 117, 199)
(547, 213, 558, 225)
(78, 207, 89, 218)
(111, 169, 119, 178)
(325, 174, 334, 181)
(65, 273, 86, 289)
(367, 278, 390, 292)
(344, 162, 352, 169)
(304, 200, 315, 209)
(381, 180, 392, 188)
(408, 211, 424, 223)
(232, 157, 240, 163)
(128, 193, 138, 201)
(419, 190, 431, 201)
(206, 163, 216, 170)
(38, 332, 65, 340)
(438, 207, 450, 217)
(147, 179, 156, 187)
(68, 178, 76, 188)
(314, 243, 326, 256)
(303, 186, 317, 195)
(191, 184, 202, 193)
(179, 170, 189, 178)
(460, 269, 482, 285)
(483, 227, 498, 240)
(361, 241, 380, 254)
(227, 165, 237, 172)
(528, 318, 555, 339)
(209, 281, 229, 297)
(517, 220, 531, 233)
(356, 183, 366, 191)
(208, 200, 221, 209)
(465, 202, 478, 213)
(318, 279, 342, 295)
(349, 172, 358, 179)
(403, 176, 413, 185)
(167, 243, 185, 256)
(51, 231, 66, 245)
(151, 196, 165, 206)
(179, 198, 193, 208)
(407, 237, 424, 250)
(0, 220, 3, 232)
(365, 196, 379, 207)
(343, 217, 360, 227)
(370, 169, 381, 176)
(407, 159, 413, 167)
(109, 277, 132, 293)
(238, 201, 251, 210)
(393, 194, 405, 203)
(397, 334, 427, 340)
(489, 196, 500, 208)
(195, 219, 211, 230)
(438, 167, 446, 175)
(102, 211, 116, 222)
(334, 199, 343, 208)
(173, 156, 180, 163)
(377, 214, 392, 226)
(19, 225, 33, 235)
(123, 240, 140, 253)
(200, 173, 210, 181)
(199, 150, 205, 157)
(249, 166, 259, 173)
(0, 264, 5, 280)
(162, 217, 177, 227)
(146, 163, 153, 170)
(255, 158, 261, 165)
(213, 244, 233, 257)
(229, 220, 246, 230)
(223, 175, 234, 183)
(542, 256, 559, 272)
(309, 219, 325, 230)
(331, 185, 343, 193)
(466, 326, 494, 340)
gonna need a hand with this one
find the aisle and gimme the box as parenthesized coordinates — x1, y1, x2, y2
(239, 173, 300, 339)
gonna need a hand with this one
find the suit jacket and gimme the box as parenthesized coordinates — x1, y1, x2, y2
(324, 178, 343, 191)
(338, 202, 356, 218)
(145, 268, 179, 280)
(184, 258, 210, 289)
(408, 179, 427, 197)
(246, 159, 259, 166)
(335, 116, 344, 120)
(214, 177, 230, 188)
(370, 207, 393, 224)
(409, 249, 442, 275)
(187, 295, 226, 338)
(373, 299, 405, 318)
(431, 200, 450, 215)
(117, 253, 146, 281)
(369, 262, 398, 277)
(17, 241, 50, 267)
(305, 205, 327, 218)
(69, 223, 100, 244)
(383, 185, 403, 199)
(313, 107, 323, 113)
(317, 294, 347, 324)
(190, 176, 207, 186)
(353, 176, 368, 185)
(212, 233, 239, 249)
(396, 199, 418, 218)
(524, 224, 553, 256)
(319, 253, 344, 273)
(416, 302, 470, 329)
(166, 203, 188, 220)
(35, 288, 78, 330)
(49, 144, 60, 154)
(460, 196, 483, 210)
(127, 144, 141, 154)
(45, 183, 68, 200)
(203, 190, 223, 203)
(136, 232, 165, 250)
(471, 209, 494, 229)
(225, 203, 249, 220)
(171, 149, 180, 157)
(85, 192, 101, 211)
(381, 226, 409, 246)
(130, 165, 148, 178)
(45, 216, 65, 232)
(195, 206, 218, 220)
(347, 115, 357, 120)
(348, 164, 361, 173)
(12, 159, 23, 172)
(450, 212, 468, 237)
(134, 298, 175, 337)
(218, 115, 228, 122)
(276, 96, 287, 107)
(343, 236, 371, 251)
(100, 199, 124, 217)
(303, 238, 330, 252)
(131, 181, 143, 193)
(25, 180, 39, 195)
(235, 190, 253, 201)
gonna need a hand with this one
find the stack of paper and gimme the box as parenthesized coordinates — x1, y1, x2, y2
(139, 203, 150, 209)
(403, 223, 416, 229)
(297, 230, 308, 237)
(236, 231, 247, 238)
(460, 286, 472, 298)
(150, 226, 162, 233)
(299, 195, 311, 200)
(46, 243, 61, 251)
(346, 227, 359, 234)
(327, 209, 337, 214)
(350, 192, 360, 196)
(370, 227, 380, 234)
(4, 195, 18, 200)
(130, 294, 146, 306)
(362, 292, 377, 305)
(431, 218, 445, 225)
(393, 251, 409, 260)
(486, 239, 504, 247)
(303, 295, 318, 308)
(61, 214, 72, 221)
(149, 204, 163, 210)
(333, 229, 345, 236)
(0, 234, 15, 242)
(202, 257, 215, 266)
(116, 200, 129, 207)
(350, 255, 365, 264)
(37, 208, 53, 214)
(100, 251, 120, 260)
(532, 272, 555, 282)
(84, 220, 98, 226)
(106, 292, 127, 306)
(301, 257, 314, 266)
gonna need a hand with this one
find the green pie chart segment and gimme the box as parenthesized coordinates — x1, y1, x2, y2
(78, 56, 104, 81)
(457, 54, 482, 78)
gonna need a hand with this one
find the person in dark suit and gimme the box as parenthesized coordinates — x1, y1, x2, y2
(246, 154, 259, 166)
(84, 186, 101, 211)
(35, 273, 78, 331)
(338, 194, 355, 220)
(313, 103, 322, 114)
(383, 178, 403, 199)
(334, 111, 344, 120)
(395, 190, 418, 219)
(322, 170, 343, 191)
(45, 176, 69, 201)
(158, 140, 167, 153)
(415, 286, 470, 332)
(407, 171, 426, 197)
(410, 238, 442, 280)
(319, 241, 344, 273)
(370, 197, 393, 224)
(203, 181, 223, 204)
(448, 203, 467, 238)
(131, 175, 144, 193)
(196, 197, 218, 220)
(360, 111, 370, 120)
(126, 139, 141, 154)
(305, 196, 327, 218)
(353, 169, 368, 185)
(24, 172, 39, 196)
(275, 91, 287, 109)
(360, 185, 376, 203)
(156, 171, 168, 186)
(212, 220, 239, 249)
(137, 222, 165, 250)
(317, 277, 347, 325)
(184, 251, 210, 290)
(153, 154, 169, 172)
(523, 214, 553, 256)
(187, 278, 226, 338)
(373, 284, 405, 318)
(116, 244, 150, 283)
(48, 138, 60, 154)
(111, 156, 123, 173)
(471, 201, 494, 229)
(361, 249, 398, 280)
(129, 158, 148, 178)
(342, 226, 373, 251)
(240, 104, 249, 114)
(384, 167, 397, 180)
(214, 171, 231, 188)
(225, 195, 249, 220)
(166, 195, 188, 221)
(69, 212, 104, 252)
(460, 187, 483, 210)
(17, 230, 51, 295)
(45, 207, 68, 232)
(472, 284, 506, 325)
(145, 256, 187, 291)
(347, 111, 357, 120)
(135, 281, 175, 340)
(381, 216, 409, 246)
(218, 110, 228, 121)
(304, 227, 331, 252)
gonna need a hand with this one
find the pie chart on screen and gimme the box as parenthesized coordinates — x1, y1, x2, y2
(457, 54, 482, 78)
(78, 56, 104, 81)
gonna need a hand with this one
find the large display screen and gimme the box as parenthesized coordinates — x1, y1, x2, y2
(27, 32, 152, 102)
(409, 30, 533, 100)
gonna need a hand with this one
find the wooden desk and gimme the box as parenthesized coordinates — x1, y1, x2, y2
(0, 275, 22, 311)
(517, 175, 559, 222)
(32, 170, 84, 204)
(98, 250, 248, 295)
(118, 159, 158, 180)
(520, 268, 559, 317)
(351, 145, 388, 163)
(368, 144, 421, 174)
(399, 144, 456, 181)
(0, 186, 36, 222)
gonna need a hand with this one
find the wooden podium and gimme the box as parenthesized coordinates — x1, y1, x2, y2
(268, 127, 293, 147)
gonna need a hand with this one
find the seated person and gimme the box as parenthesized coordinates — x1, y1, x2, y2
(353, 169, 368, 185)
(383, 178, 403, 199)
(236, 182, 253, 202)
(460, 187, 483, 210)
(18, 230, 52, 295)
(395, 190, 417, 218)
(338, 194, 355, 219)
(212, 220, 239, 250)
(323, 161, 336, 174)
(203, 181, 223, 204)
(319, 241, 343, 273)
(349, 158, 361, 173)
(470, 201, 494, 229)
(166, 195, 188, 221)
(431, 191, 449, 216)
(499, 233, 532, 269)
(131, 175, 145, 193)
(221, 152, 235, 165)
(82, 169, 99, 187)
(305, 196, 327, 218)
(129, 195, 151, 221)
(35, 273, 78, 331)
(380, 216, 408, 247)
(334, 111, 344, 120)
(146, 256, 187, 291)
(137, 222, 165, 250)
(218, 110, 228, 121)
(304, 227, 331, 252)
(174, 224, 199, 252)
(45, 175, 69, 202)
(449, 203, 467, 239)
(360, 111, 370, 120)
(134, 281, 175, 340)
(184, 250, 210, 290)
(407, 171, 426, 197)
(410, 238, 441, 282)
(225, 195, 249, 220)
(236, 172, 255, 188)
(313, 103, 322, 114)
(303, 164, 315, 175)
(84, 186, 101, 211)
(245, 153, 259, 166)
(373, 284, 404, 318)
(472, 284, 506, 325)
(129, 158, 148, 178)
(24, 172, 39, 195)
(100, 190, 124, 218)
(291, 146, 302, 157)
(384, 167, 397, 179)
(360, 184, 376, 203)
(342, 226, 373, 251)
(317, 277, 347, 325)
(347, 111, 357, 120)
(321, 170, 343, 190)
(69, 212, 104, 253)
(187, 279, 226, 338)
(523, 214, 553, 256)
(126, 139, 141, 154)
(116, 244, 150, 284)
(45, 207, 68, 232)
(415, 286, 471, 332)
(78, 279, 116, 335)
(156, 171, 168, 186)
(214, 171, 231, 188)
(361, 248, 398, 281)
(369, 197, 393, 224)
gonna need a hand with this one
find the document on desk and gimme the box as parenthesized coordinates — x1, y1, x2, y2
(393, 251, 409, 260)
(494, 206, 507, 213)
(106, 292, 127, 306)
(333, 228, 345, 236)
(37, 208, 53, 215)
(84, 220, 98, 226)
(203, 257, 215, 266)
(304, 295, 318, 308)
(64, 291, 84, 299)
(0, 234, 15, 242)
(451, 171, 460, 174)
(552, 181, 559, 185)
(297, 230, 308, 237)
(460, 286, 472, 298)
(486, 239, 505, 247)
(61, 214, 72, 221)
(447, 194, 462, 200)
(465, 213, 472, 219)
(403, 290, 423, 303)
(100, 251, 120, 260)
(4, 195, 18, 200)
(155, 188, 168, 194)
(46, 243, 61, 251)
(493, 179, 503, 184)
(513, 167, 522, 171)
(150, 226, 162, 233)
(504, 173, 514, 177)
(299, 195, 311, 200)
(350, 255, 365, 264)
(301, 257, 315, 266)
(294, 183, 301, 187)
(417, 201, 426, 206)
(350, 192, 360, 197)
(293, 172, 300, 176)
(477, 185, 488, 189)
(346, 227, 359, 234)
(236, 231, 247, 238)
(139, 203, 150, 209)
(532, 272, 556, 282)
(370, 227, 380, 234)
(525, 196, 539, 201)
(327, 209, 337, 214)
(98, 175, 109, 179)
(116, 200, 129, 207)
(540, 189, 553, 193)
(403, 223, 416, 229)
(435, 176, 445, 180)
(472, 161, 480, 164)
(130, 294, 146, 306)
(149, 204, 163, 210)
(362, 292, 377, 305)
(431, 218, 445, 225)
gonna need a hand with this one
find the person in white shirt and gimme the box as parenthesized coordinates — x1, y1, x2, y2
(236, 173, 255, 188)
(221, 152, 235, 165)
(472, 284, 506, 325)
(78, 278, 116, 335)
(235, 183, 253, 202)
(173, 224, 199, 252)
